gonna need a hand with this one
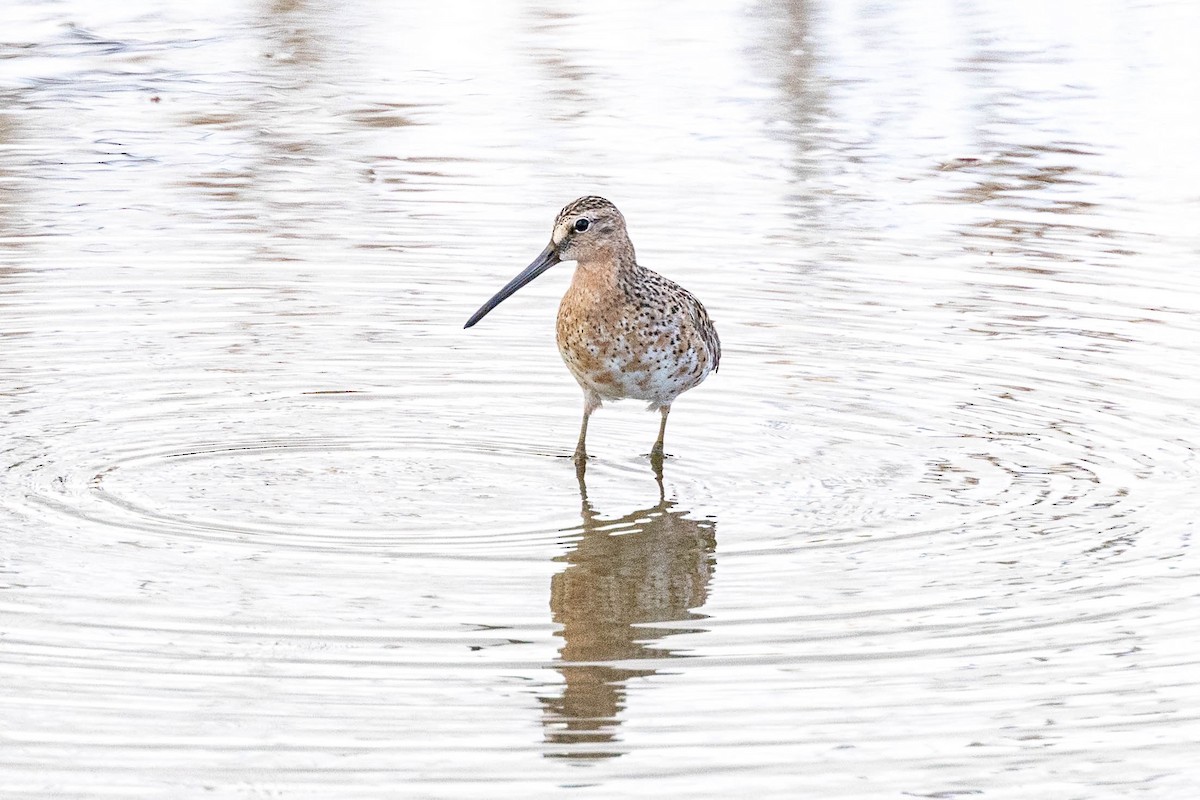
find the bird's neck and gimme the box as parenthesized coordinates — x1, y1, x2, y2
(573, 239, 638, 284)
(573, 261, 639, 306)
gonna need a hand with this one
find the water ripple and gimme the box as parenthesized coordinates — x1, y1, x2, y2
(3, 0, 1200, 796)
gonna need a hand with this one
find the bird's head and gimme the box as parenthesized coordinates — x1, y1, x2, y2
(464, 196, 631, 329)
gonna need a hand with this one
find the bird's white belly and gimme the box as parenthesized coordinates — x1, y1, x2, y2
(561, 336, 705, 408)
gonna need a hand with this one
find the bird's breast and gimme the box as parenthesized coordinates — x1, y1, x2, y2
(556, 287, 711, 407)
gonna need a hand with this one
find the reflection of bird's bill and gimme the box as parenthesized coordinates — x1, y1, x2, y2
(464, 242, 559, 328)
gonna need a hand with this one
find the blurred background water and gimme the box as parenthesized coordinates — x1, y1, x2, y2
(2, 0, 1199, 797)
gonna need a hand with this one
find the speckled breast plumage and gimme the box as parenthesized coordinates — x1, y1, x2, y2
(556, 265, 720, 411)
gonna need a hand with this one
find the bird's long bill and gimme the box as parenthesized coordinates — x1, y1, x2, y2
(463, 242, 560, 328)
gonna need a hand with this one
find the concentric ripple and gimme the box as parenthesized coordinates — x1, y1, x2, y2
(22, 432, 584, 555)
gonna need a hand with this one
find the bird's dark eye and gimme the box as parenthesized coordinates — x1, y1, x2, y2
(573, 218, 590, 233)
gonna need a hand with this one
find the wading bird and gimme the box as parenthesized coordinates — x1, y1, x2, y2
(464, 196, 720, 467)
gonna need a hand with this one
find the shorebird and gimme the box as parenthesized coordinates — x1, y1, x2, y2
(464, 196, 720, 466)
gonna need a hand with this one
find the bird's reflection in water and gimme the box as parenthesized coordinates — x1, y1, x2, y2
(541, 466, 717, 760)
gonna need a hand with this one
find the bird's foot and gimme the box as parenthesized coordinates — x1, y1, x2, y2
(649, 443, 666, 470)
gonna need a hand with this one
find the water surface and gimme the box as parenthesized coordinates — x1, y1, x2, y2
(3, 0, 1200, 797)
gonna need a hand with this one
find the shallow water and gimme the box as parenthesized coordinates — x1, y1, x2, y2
(3, 0, 1200, 796)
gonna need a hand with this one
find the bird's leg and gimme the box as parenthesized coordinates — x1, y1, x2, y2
(650, 405, 671, 467)
(572, 413, 590, 465)
(573, 392, 601, 465)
